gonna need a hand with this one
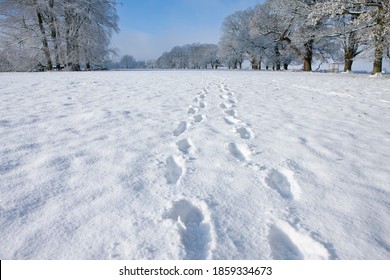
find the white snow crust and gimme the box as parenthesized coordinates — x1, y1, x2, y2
(0, 70, 389, 259)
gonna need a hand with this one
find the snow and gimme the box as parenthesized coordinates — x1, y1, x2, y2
(0, 70, 389, 260)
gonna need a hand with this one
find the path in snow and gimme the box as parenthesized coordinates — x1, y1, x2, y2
(214, 77, 330, 260)
(160, 73, 334, 259)
(162, 79, 217, 259)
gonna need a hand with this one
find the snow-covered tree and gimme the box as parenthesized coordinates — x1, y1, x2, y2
(329, 14, 368, 72)
(310, 0, 390, 74)
(250, 3, 293, 70)
(120, 55, 136, 69)
(249, 0, 346, 71)
(202, 44, 220, 69)
(0, 0, 119, 71)
(218, 10, 250, 69)
(63, 0, 119, 71)
(156, 43, 219, 69)
(170, 45, 190, 69)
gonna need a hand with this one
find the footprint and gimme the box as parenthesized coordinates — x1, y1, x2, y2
(220, 103, 228, 109)
(164, 200, 213, 260)
(193, 114, 203, 123)
(223, 116, 240, 125)
(265, 169, 292, 199)
(165, 156, 184, 185)
(219, 94, 228, 100)
(193, 97, 199, 102)
(220, 84, 228, 93)
(173, 121, 187, 136)
(265, 168, 301, 200)
(228, 99, 236, 105)
(177, 138, 193, 154)
(235, 127, 254, 139)
(199, 101, 206, 108)
(269, 225, 303, 260)
(268, 221, 330, 260)
(122, 111, 132, 119)
(110, 242, 121, 259)
(228, 142, 251, 162)
(224, 109, 236, 117)
(188, 107, 197, 115)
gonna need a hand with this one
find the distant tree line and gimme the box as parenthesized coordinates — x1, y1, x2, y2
(107, 55, 146, 70)
(0, 0, 119, 72)
(157, 0, 390, 74)
(155, 43, 220, 69)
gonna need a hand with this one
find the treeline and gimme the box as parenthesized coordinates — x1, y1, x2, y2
(157, 0, 390, 74)
(219, 0, 390, 74)
(109, 55, 147, 70)
(155, 43, 220, 69)
(0, 0, 118, 72)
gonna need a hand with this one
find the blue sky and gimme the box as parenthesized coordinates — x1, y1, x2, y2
(110, 0, 263, 61)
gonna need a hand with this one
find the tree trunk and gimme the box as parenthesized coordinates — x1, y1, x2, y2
(251, 58, 258, 70)
(344, 57, 353, 72)
(371, 36, 384, 75)
(284, 63, 288, 70)
(275, 44, 281, 71)
(303, 58, 312, 72)
(49, 0, 61, 70)
(343, 42, 354, 72)
(65, 5, 81, 71)
(372, 46, 383, 74)
(303, 40, 313, 72)
(36, 6, 52, 70)
(72, 63, 81, 71)
(372, 4, 385, 75)
(343, 28, 358, 72)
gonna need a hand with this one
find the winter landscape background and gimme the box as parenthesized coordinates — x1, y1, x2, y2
(1, 0, 390, 260)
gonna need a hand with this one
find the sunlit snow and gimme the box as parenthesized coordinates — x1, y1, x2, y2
(1, 70, 389, 259)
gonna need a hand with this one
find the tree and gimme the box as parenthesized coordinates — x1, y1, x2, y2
(250, 0, 336, 72)
(218, 10, 250, 69)
(155, 43, 219, 69)
(120, 55, 136, 69)
(202, 44, 220, 69)
(0, 0, 45, 71)
(310, 0, 390, 74)
(0, 0, 119, 71)
(334, 14, 367, 72)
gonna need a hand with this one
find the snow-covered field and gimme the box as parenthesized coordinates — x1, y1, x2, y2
(1, 70, 389, 260)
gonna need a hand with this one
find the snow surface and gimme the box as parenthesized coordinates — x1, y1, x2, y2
(0, 70, 389, 260)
